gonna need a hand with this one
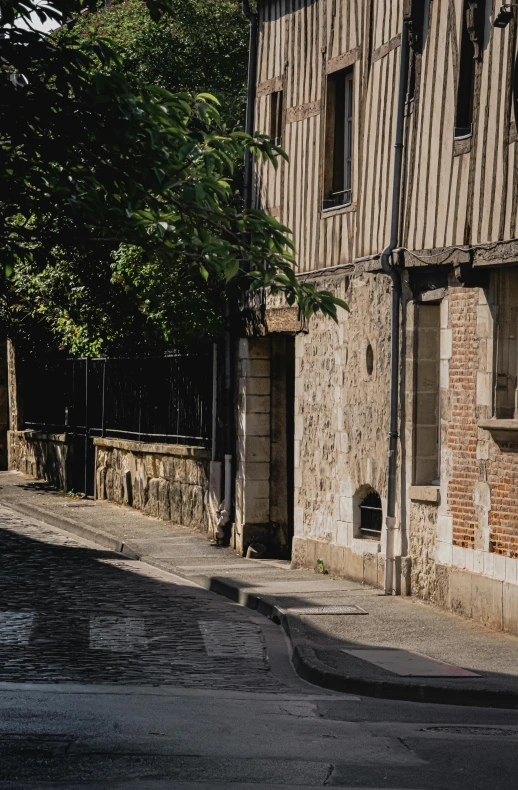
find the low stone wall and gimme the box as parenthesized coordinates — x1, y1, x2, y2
(8, 430, 70, 490)
(95, 437, 212, 533)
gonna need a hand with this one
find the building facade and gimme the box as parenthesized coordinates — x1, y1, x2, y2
(234, 0, 518, 635)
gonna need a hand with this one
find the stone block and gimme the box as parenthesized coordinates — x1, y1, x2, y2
(452, 544, 466, 569)
(240, 359, 270, 378)
(344, 546, 364, 583)
(294, 506, 304, 534)
(363, 552, 378, 585)
(244, 479, 270, 499)
(434, 563, 451, 609)
(494, 553, 507, 581)
(409, 485, 440, 504)
(473, 549, 484, 574)
(476, 303, 492, 339)
(351, 537, 381, 555)
(436, 514, 452, 542)
(244, 496, 270, 524)
(483, 551, 495, 577)
(105, 467, 115, 500)
(435, 540, 452, 565)
(145, 455, 159, 479)
(158, 478, 170, 521)
(294, 440, 300, 468)
(245, 437, 270, 463)
(439, 359, 449, 388)
(242, 462, 270, 480)
(476, 372, 492, 407)
(377, 553, 386, 588)
(173, 458, 187, 483)
(122, 469, 133, 506)
(339, 496, 354, 522)
(503, 582, 518, 635)
(239, 338, 270, 359)
(181, 484, 205, 528)
(440, 328, 452, 360)
(449, 568, 473, 619)
(133, 471, 147, 510)
(184, 460, 205, 486)
(336, 520, 352, 547)
(239, 376, 271, 396)
(96, 465, 106, 500)
(471, 572, 503, 630)
(168, 482, 182, 524)
(505, 557, 518, 583)
(242, 413, 271, 437)
(294, 415, 303, 441)
(244, 395, 270, 414)
(147, 477, 160, 517)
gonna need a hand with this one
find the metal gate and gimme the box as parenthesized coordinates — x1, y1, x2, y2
(19, 352, 213, 496)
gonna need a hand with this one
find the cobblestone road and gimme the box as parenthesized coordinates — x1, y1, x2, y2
(0, 505, 287, 690)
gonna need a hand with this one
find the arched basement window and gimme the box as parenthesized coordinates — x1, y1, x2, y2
(359, 491, 382, 539)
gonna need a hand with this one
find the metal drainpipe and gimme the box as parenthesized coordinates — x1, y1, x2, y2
(217, 2, 258, 540)
(380, 17, 410, 595)
(242, 0, 258, 209)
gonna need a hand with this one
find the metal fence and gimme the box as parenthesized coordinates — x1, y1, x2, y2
(20, 352, 213, 445)
(18, 351, 213, 495)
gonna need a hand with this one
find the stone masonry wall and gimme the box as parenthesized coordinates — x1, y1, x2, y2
(292, 270, 397, 587)
(8, 430, 69, 490)
(95, 438, 211, 533)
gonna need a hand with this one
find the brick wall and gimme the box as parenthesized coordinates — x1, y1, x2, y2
(446, 284, 518, 560)
(447, 287, 479, 549)
(487, 446, 518, 558)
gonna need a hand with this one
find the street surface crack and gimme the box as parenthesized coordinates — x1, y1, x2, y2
(323, 763, 334, 785)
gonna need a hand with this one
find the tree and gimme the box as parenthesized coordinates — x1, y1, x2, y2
(1, 1, 348, 355)
(67, 0, 249, 130)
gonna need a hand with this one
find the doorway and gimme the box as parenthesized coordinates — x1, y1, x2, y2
(269, 336, 295, 559)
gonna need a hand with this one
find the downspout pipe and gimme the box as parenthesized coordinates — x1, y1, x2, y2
(242, 0, 258, 209)
(380, 18, 410, 595)
(216, 2, 258, 542)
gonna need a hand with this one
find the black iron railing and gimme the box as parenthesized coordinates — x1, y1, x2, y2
(19, 352, 213, 448)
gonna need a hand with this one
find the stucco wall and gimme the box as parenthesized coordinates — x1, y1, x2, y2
(95, 438, 212, 533)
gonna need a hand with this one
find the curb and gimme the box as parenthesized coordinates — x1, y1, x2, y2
(183, 575, 518, 710)
(2, 495, 518, 709)
(0, 498, 140, 560)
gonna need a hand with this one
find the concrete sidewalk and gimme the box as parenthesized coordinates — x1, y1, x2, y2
(1, 470, 518, 708)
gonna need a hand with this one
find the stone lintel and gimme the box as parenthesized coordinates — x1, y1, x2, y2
(93, 437, 211, 459)
(264, 306, 303, 334)
(409, 485, 440, 504)
(478, 419, 518, 444)
(399, 247, 471, 268)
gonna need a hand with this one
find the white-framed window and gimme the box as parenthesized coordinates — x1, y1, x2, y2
(323, 67, 354, 209)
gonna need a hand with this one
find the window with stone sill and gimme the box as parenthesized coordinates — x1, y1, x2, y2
(493, 270, 518, 419)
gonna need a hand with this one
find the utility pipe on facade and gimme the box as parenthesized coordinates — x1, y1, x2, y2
(242, 0, 258, 209)
(380, 17, 410, 595)
(216, 2, 258, 541)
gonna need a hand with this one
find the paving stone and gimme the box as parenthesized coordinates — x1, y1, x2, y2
(0, 505, 288, 691)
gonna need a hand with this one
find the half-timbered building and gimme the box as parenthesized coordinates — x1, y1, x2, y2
(234, 0, 518, 634)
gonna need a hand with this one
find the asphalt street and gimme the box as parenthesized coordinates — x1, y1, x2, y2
(0, 504, 517, 789)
